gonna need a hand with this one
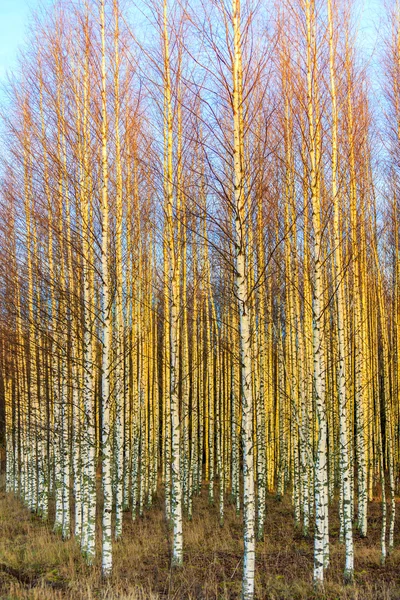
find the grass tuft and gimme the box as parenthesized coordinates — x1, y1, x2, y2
(0, 491, 399, 599)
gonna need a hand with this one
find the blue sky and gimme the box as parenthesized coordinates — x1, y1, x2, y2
(0, 0, 385, 85)
(0, 0, 51, 82)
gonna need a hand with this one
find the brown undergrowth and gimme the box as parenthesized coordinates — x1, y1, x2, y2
(0, 489, 399, 599)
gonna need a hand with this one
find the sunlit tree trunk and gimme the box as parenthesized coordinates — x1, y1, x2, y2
(99, 0, 113, 575)
(328, 0, 353, 580)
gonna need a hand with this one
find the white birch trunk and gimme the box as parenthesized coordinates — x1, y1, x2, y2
(100, 0, 113, 576)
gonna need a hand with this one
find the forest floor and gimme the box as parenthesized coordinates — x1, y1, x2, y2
(0, 488, 399, 600)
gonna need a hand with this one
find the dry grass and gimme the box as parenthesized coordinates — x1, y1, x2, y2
(0, 489, 399, 599)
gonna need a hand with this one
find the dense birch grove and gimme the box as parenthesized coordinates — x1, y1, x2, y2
(1, 0, 400, 597)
